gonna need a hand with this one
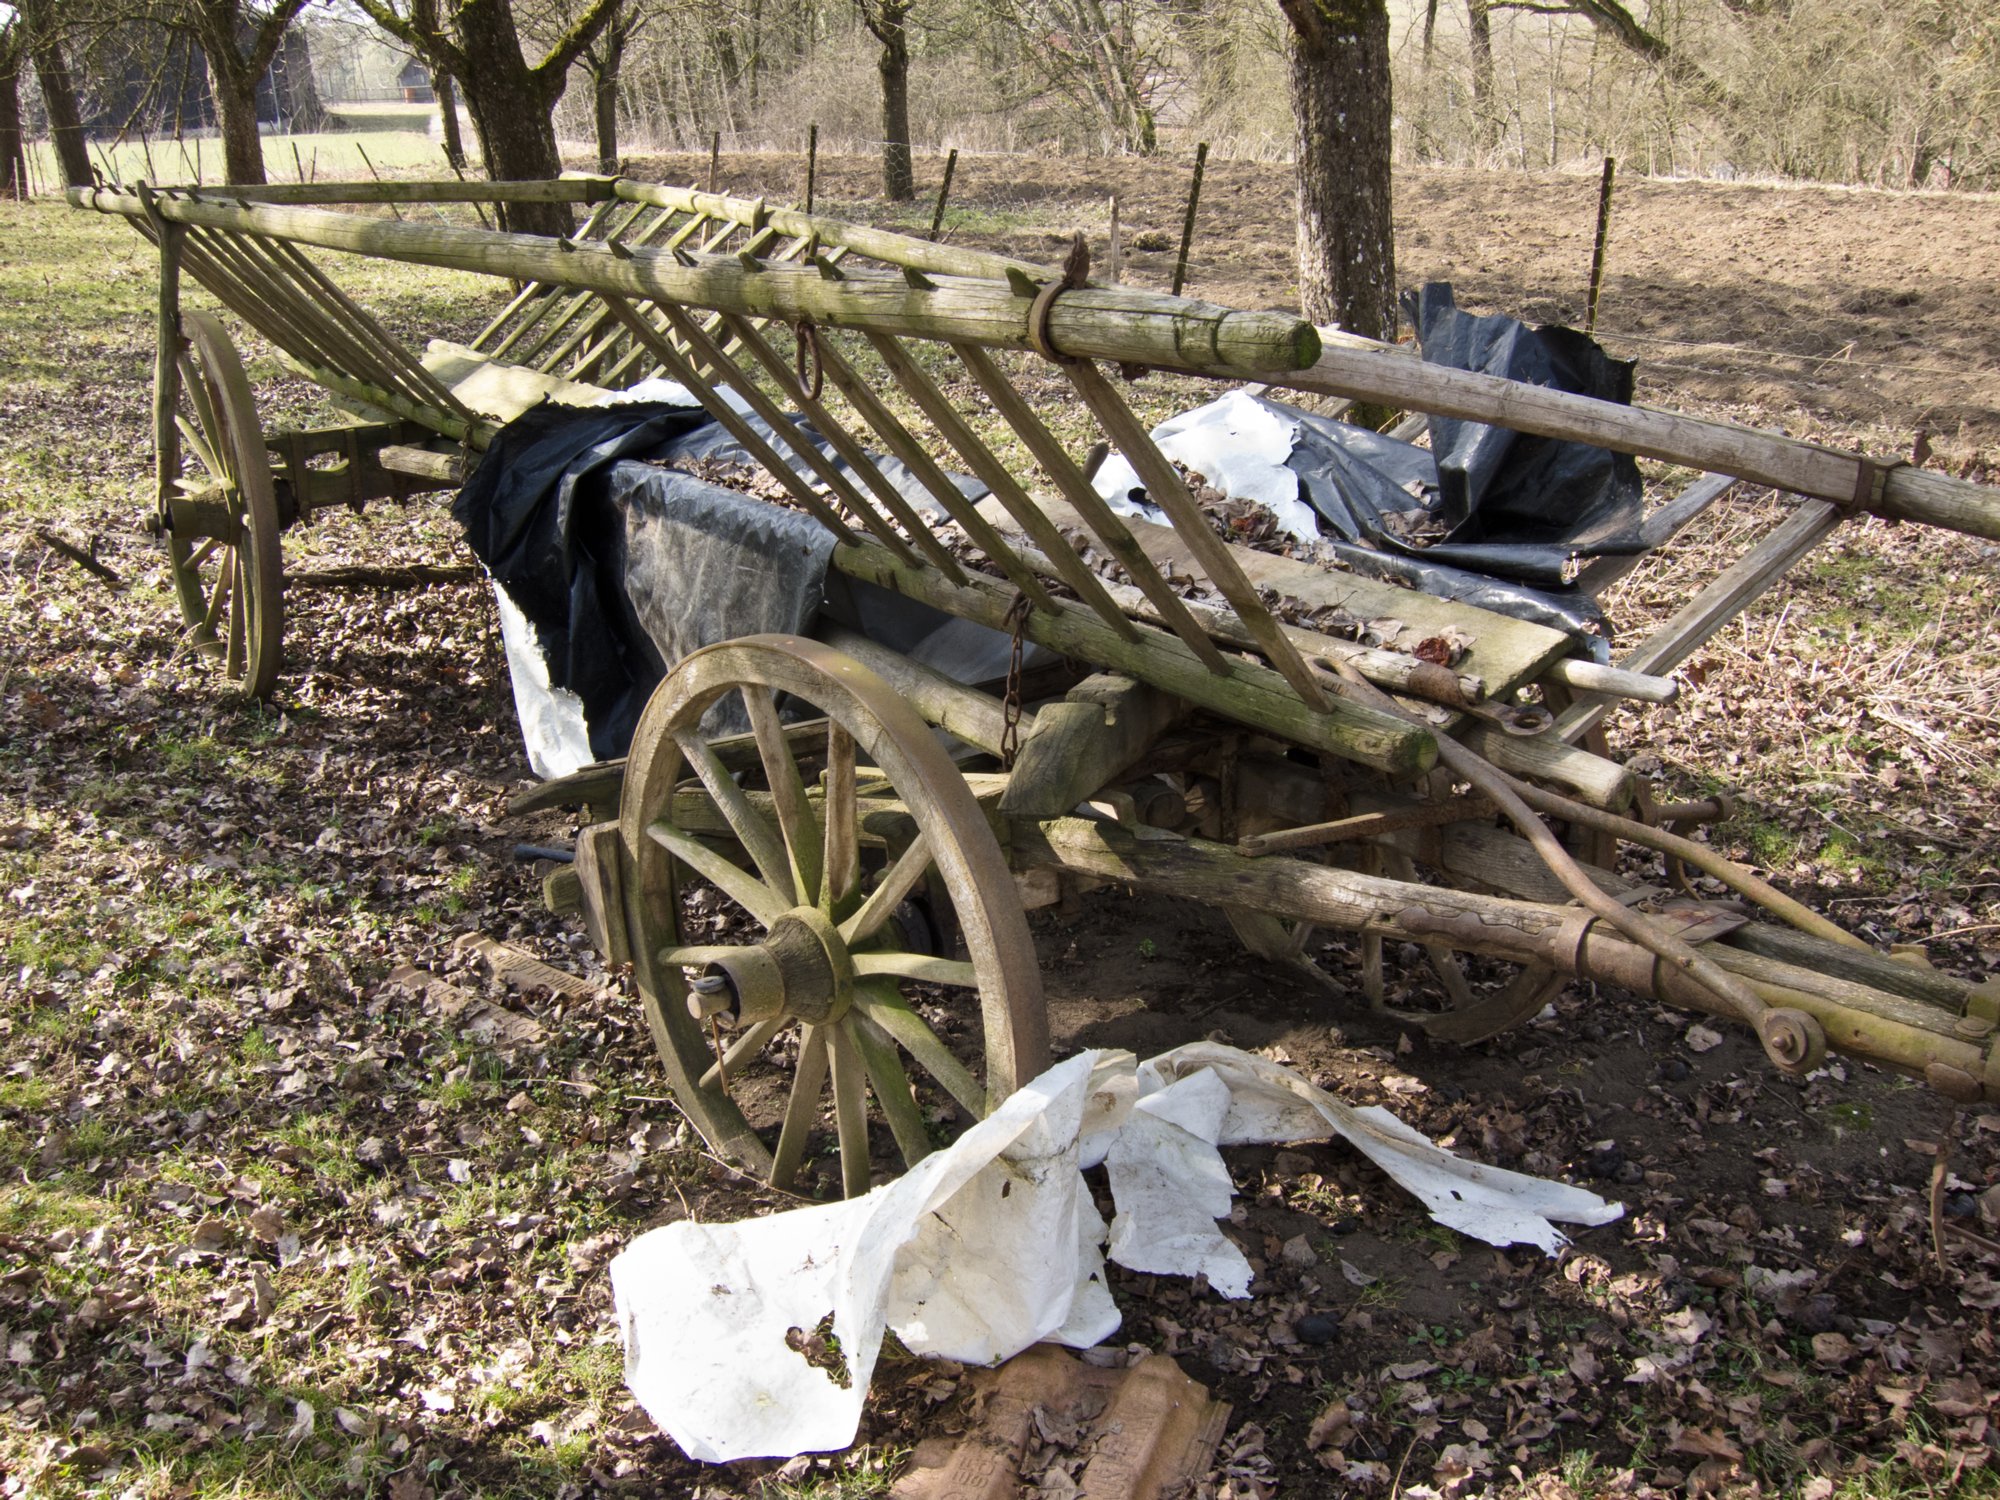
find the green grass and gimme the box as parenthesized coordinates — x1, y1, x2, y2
(25, 118, 453, 192)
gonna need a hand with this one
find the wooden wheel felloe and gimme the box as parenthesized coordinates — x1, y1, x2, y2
(618, 635, 1049, 1198)
(159, 311, 283, 699)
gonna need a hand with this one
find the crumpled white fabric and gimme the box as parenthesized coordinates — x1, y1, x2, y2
(611, 1043, 1620, 1463)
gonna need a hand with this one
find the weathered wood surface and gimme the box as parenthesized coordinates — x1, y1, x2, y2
(421, 340, 605, 422)
(608, 177, 1050, 283)
(1260, 330, 2000, 542)
(829, 538, 1437, 775)
(72, 188, 1319, 378)
(185, 177, 617, 206)
(1002, 492, 1575, 699)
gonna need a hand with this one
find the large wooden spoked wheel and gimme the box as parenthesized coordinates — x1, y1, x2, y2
(161, 311, 283, 699)
(618, 635, 1049, 1198)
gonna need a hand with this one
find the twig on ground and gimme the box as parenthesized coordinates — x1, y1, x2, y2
(33, 528, 121, 589)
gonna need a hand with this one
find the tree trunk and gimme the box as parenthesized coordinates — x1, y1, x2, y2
(1283, 0, 1398, 343)
(452, 3, 572, 235)
(436, 71, 466, 169)
(461, 86, 569, 234)
(874, 1, 914, 200)
(0, 28, 27, 199)
(592, 25, 625, 174)
(20, 0, 90, 188)
(1466, 0, 1495, 152)
(209, 65, 268, 185)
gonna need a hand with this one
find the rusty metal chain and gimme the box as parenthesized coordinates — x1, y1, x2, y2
(1000, 591, 1032, 769)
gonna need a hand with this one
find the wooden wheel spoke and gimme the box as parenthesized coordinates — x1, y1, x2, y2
(826, 1021, 872, 1198)
(838, 833, 934, 945)
(646, 820, 788, 927)
(174, 413, 227, 487)
(225, 546, 246, 678)
(851, 979, 984, 1117)
(178, 357, 225, 470)
(699, 1015, 785, 1091)
(821, 722, 860, 916)
(849, 1013, 932, 1167)
(770, 1024, 831, 1192)
(744, 686, 823, 907)
(184, 536, 222, 572)
(198, 548, 233, 639)
(672, 728, 797, 903)
(852, 951, 979, 988)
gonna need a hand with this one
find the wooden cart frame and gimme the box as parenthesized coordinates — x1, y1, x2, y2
(75, 173, 2000, 1196)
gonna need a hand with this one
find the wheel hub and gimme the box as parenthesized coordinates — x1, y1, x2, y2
(685, 907, 856, 1027)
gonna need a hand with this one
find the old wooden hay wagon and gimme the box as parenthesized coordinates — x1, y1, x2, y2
(74, 173, 2000, 1197)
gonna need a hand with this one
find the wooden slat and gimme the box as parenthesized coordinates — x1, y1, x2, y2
(497, 202, 685, 366)
(831, 538, 1434, 776)
(951, 342, 1231, 673)
(650, 300, 930, 567)
(579, 223, 799, 388)
(720, 312, 972, 585)
(1066, 361, 1332, 711)
(1555, 500, 1843, 742)
(809, 334, 1057, 613)
(185, 229, 434, 418)
(597, 294, 866, 548)
(472, 195, 629, 351)
(1011, 491, 1574, 698)
(1574, 472, 1736, 597)
(255, 234, 479, 428)
(862, 330, 1138, 640)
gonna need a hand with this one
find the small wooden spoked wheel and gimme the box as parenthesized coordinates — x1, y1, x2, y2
(159, 311, 283, 699)
(618, 635, 1049, 1198)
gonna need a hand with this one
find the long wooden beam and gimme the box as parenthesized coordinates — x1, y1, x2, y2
(607, 177, 1050, 282)
(73, 187, 1318, 378)
(175, 178, 619, 206)
(1258, 330, 2000, 542)
(830, 538, 1435, 776)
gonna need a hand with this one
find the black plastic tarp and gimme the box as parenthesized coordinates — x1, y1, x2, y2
(456, 397, 1025, 761)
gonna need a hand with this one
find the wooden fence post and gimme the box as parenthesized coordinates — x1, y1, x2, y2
(1172, 141, 1208, 298)
(1586, 155, 1616, 334)
(928, 147, 958, 241)
(804, 122, 818, 214)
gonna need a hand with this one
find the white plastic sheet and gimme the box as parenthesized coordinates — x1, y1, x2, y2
(611, 1044, 1620, 1463)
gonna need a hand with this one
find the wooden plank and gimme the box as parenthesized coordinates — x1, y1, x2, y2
(830, 538, 1435, 775)
(1554, 500, 1842, 742)
(420, 339, 605, 422)
(970, 494, 1488, 697)
(1574, 471, 1735, 597)
(1008, 493, 1574, 700)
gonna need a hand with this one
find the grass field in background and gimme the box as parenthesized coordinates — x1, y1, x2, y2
(21, 104, 455, 191)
